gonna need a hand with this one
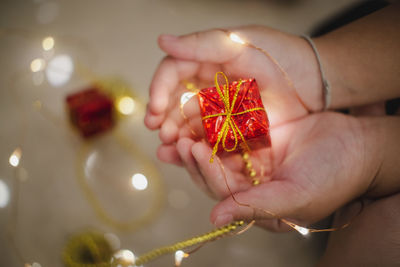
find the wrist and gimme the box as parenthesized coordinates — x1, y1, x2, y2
(359, 116, 400, 197)
(290, 36, 325, 112)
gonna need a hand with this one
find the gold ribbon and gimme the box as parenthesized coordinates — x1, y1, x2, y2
(202, 72, 265, 163)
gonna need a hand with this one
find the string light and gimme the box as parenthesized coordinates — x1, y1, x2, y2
(42, 36, 55, 51)
(9, 147, 22, 167)
(6, 28, 363, 267)
(113, 249, 136, 263)
(0, 179, 10, 208)
(74, 129, 164, 232)
(133, 221, 247, 266)
(225, 29, 310, 112)
(180, 92, 196, 106)
(117, 96, 136, 115)
(293, 225, 310, 236)
(30, 58, 46, 73)
(229, 32, 246, 45)
(174, 250, 189, 266)
(46, 54, 74, 86)
(131, 173, 148, 191)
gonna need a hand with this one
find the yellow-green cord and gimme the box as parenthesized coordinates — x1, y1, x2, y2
(134, 221, 245, 266)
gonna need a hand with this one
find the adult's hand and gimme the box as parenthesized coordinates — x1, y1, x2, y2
(178, 112, 384, 231)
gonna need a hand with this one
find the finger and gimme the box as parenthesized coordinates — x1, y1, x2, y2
(182, 99, 204, 138)
(147, 57, 199, 122)
(159, 117, 179, 145)
(158, 30, 242, 63)
(176, 138, 215, 198)
(156, 144, 183, 166)
(255, 218, 292, 233)
(210, 180, 309, 227)
(144, 112, 165, 130)
(159, 91, 203, 144)
(349, 102, 386, 116)
(191, 142, 251, 200)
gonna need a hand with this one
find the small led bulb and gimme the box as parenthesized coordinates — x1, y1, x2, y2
(175, 250, 189, 266)
(180, 92, 196, 106)
(294, 225, 310, 236)
(9, 147, 22, 167)
(229, 33, 245, 45)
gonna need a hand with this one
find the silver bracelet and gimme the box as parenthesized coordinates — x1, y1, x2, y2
(301, 35, 331, 111)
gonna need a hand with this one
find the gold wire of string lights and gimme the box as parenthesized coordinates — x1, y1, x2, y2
(3, 31, 166, 266)
(3, 28, 364, 267)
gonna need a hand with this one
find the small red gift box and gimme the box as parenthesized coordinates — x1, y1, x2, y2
(198, 73, 271, 161)
(66, 87, 114, 138)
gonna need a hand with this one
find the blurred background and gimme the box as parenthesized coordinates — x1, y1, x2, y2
(0, 0, 362, 266)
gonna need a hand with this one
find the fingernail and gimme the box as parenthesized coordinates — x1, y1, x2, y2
(160, 34, 178, 42)
(213, 214, 233, 227)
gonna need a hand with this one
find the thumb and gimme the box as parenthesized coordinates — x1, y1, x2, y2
(210, 180, 309, 228)
(158, 30, 242, 63)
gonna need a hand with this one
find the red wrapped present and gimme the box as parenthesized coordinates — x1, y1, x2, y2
(66, 87, 114, 138)
(198, 72, 271, 162)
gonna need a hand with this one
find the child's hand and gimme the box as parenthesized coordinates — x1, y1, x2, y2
(145, 26, 324, 165)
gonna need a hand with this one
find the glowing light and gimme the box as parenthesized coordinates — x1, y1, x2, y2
(46, 54, 74, 87)
(31, 263, 42, 267)
(175, 250, 189, 266)
(84, 151, 98, 178)
(294, 225, 310, 236)
(117, 96, 136, 115)
(0, 180, 10, 208)
(131, 173, 148, 191)
(9, 147, 22, 167)
(42, 36, 55, 51)
(112, 249, 136, 266)
(229, 32, 245, 45)
(121, 250, 135, 262)
(30, 58, 46, 72)
(180, 92, 196, 106)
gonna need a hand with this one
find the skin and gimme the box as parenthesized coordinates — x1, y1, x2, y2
(319, 193, 400, 266)
(145, 3, 400, 265)
(314, 4, 400, 109)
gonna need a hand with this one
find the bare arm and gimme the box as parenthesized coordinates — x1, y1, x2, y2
(363, 116, 400, 197)
(314, 4, 400, 109)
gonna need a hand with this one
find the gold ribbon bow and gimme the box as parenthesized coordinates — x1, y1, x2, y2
(202, 72, 265, 163)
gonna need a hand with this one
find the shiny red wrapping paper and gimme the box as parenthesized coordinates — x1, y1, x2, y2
(198, 78, 271, 155)
(66, 87, 114, 138)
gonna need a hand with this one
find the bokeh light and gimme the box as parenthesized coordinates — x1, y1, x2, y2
(112, 249, 137, 267)
(30, 58, 46, 72)
(0, 180, 10, 208)
(9, 147, 22, 167)
(42, 36, 55, 51)
(46, 54, 74, 87)
(131, 173, 148, 191)
(117, 96, 136, 115)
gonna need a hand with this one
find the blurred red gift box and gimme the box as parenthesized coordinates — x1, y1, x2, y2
(66, 87, 114, 138)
